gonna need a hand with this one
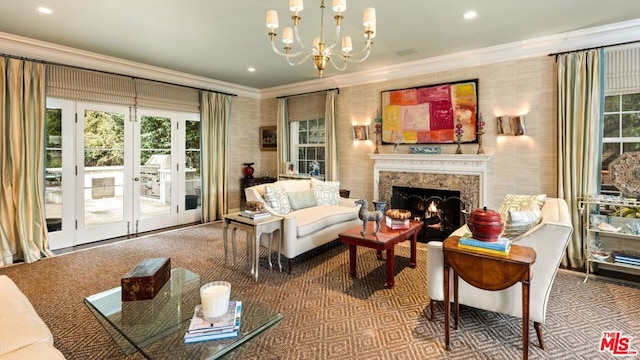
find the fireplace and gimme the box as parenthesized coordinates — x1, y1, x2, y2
(370, 153, 492, 241)
(391, 186, 464, 242)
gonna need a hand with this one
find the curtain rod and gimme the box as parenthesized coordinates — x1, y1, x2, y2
(548, 39, 640, 58)
(277, 87, 340, 99)
(0, 52, 237, 97)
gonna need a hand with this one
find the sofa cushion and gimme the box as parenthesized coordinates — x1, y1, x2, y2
(498, 194, 546, 240)
(287, 190, 317, 210)
(0, 276, 54, 356)
(0, 342, 66, 360)
(311, 178, 340, 205)
(263, 184, 291, 214)
(498, 194, 547, 216)
(292, 205, 359, 238)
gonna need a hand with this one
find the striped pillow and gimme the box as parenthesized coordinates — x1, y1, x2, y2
(263, 184, 291, 214)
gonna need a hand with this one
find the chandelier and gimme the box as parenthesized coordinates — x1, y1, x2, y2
(266, 0, 376, 78)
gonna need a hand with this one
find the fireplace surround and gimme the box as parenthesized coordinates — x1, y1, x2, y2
(370, 154, 491, 224)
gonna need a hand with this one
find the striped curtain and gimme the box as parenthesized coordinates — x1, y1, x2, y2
(201, 91, 232, 222)
(0, 57, 51, 265)
(556, 49, 604, 269)
(324, 90, 339, 181)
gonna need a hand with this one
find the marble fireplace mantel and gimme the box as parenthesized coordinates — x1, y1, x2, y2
(370, 154, 492, 210)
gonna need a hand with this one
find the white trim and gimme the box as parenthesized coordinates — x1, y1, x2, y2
(369, 154, 491, 207)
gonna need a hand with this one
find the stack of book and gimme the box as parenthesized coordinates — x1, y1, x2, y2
(240, 209, 270, 220)
(458, 236, 511, 257)
(183, 301, 242, 343)
(612, 250, 640, 266)
(385, 217, 410, 229)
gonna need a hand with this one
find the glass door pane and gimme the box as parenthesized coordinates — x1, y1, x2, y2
(76, 103, 132, 244)
(139, 115, 172, 219)
(185, 119, 201, 211)
(44, 108, 63, 232)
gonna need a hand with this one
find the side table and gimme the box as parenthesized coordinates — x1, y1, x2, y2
(240, 177, 276, 210)
(443, 236, 536, 360)
(222, 213, 283, 281)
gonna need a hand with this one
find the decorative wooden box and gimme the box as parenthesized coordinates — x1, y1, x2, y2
(121, 257, 171, 302)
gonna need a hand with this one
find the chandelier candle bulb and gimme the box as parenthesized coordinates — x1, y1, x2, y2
(342, 36, 353, 52)
(363, 7, 376, 26)
(266, 10, 279, 29)
(332, 0, 346, 13)
(289, 0, 303, 12)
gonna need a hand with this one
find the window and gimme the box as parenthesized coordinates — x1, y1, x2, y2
(290, 118, 325, 176)
(601, 93, 640, 189)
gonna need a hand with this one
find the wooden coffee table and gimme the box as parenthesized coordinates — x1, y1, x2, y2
(338, 220, 422, 289)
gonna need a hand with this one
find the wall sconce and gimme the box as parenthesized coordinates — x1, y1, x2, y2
(352, 125, 370, 140)
(497, 115, 526, 136)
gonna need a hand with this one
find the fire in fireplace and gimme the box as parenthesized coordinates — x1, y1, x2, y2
(391, 186, 465, 242)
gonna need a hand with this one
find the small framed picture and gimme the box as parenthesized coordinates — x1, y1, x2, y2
(260, 126, 277, 151)
(285, 161, 297, 174)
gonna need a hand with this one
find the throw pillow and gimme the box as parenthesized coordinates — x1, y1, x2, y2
(498, 193, 547, 218)
(263, 184, 291, 214)
(311, 178, 340, 206)
(287, 190, 317, 210)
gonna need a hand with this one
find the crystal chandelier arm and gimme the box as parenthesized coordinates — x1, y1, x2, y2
(270, 40, 314, 59)
(286, 52, 314, 66)
(329, 57, 349, 71)
(325, 24, 342, 53)
(334, 41, 372, 63)
(293, 25, 306, 48)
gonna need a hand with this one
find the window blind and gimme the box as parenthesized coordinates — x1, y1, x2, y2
(46, 65, 200, 112)
(605, 46, 640, 96)
(287, 92, 325, 122)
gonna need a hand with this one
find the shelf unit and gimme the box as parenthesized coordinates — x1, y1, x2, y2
(579, 195, 640, 282)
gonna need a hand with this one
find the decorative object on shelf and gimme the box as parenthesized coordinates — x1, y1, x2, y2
(466, 207, 504, 242)
(373, 110, 382, 154)
(266, 0, 376, 78)
(246, 201, 265, 212)
(409, 145, 441, 154)
(454, 115, 463, 154)
(476, 112, 485, 154)
(352, 125, 369, 140)
(243, 162, 255, 179)
(355, 198, 383, 236)
(285, 161, 298, 174)
(497, 115, 527, 136)
(608, 151, 640, 197)
(372, 201, 387, 213)
(590, 250, 610, 261)
(380, 79, 479, 145)
(598, 222, 622, 232)
(308, 160, 320, 176)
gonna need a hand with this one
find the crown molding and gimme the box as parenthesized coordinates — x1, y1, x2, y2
(259, 18, 640, 99)
(0, 31, 262, 99)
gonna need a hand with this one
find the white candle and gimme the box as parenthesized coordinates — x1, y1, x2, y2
(200, 282, 230, 320)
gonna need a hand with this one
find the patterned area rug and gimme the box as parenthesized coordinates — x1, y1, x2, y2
(1, 222, 639, 359)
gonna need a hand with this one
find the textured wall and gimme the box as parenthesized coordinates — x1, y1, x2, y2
(232, 55, 557, 211)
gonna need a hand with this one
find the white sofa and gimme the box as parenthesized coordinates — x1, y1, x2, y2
(426, 197, 573, 349)
(245, 179, 361, 271)
(0, 275, 66, 360)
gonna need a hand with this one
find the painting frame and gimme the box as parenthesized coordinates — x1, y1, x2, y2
(260, 126, 277, 151)
(380, 79, 479, 145)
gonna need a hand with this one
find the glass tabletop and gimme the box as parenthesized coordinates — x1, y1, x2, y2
(84, 268, 283, 359)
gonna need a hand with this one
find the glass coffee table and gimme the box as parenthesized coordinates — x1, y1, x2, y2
(84, 268, 283, 359)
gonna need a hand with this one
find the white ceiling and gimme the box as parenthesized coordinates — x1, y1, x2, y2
(1, 0, 640, 89)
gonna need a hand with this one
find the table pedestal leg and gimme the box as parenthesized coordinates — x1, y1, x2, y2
(523, 280, 530, 360)
(253, 231, 260, 281)
(349, 245, 357, 277)
(409, 231, 417, 268)
(223, 221, 229, 265)
(385, 247, 395, 288)
(376, 250, 383, 260)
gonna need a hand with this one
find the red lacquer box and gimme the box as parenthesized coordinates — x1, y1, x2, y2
(121, 257, 171, 301)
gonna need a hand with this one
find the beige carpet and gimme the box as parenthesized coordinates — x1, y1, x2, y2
(1, 222, 639, 359)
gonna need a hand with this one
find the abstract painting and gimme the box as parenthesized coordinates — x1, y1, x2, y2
(381, 79, 478, 144)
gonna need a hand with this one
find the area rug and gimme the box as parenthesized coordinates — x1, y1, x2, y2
(1, 222, 639, 359)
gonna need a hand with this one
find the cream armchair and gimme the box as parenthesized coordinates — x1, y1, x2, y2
(426, 198, 573, 349)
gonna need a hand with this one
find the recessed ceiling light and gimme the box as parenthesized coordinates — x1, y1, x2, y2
(247, 67, 256, 72)
(463, 11, 477, 20)
(37, 6, 54, 15)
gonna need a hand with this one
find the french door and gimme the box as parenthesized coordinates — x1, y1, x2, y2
(45, 99, 201, 249)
